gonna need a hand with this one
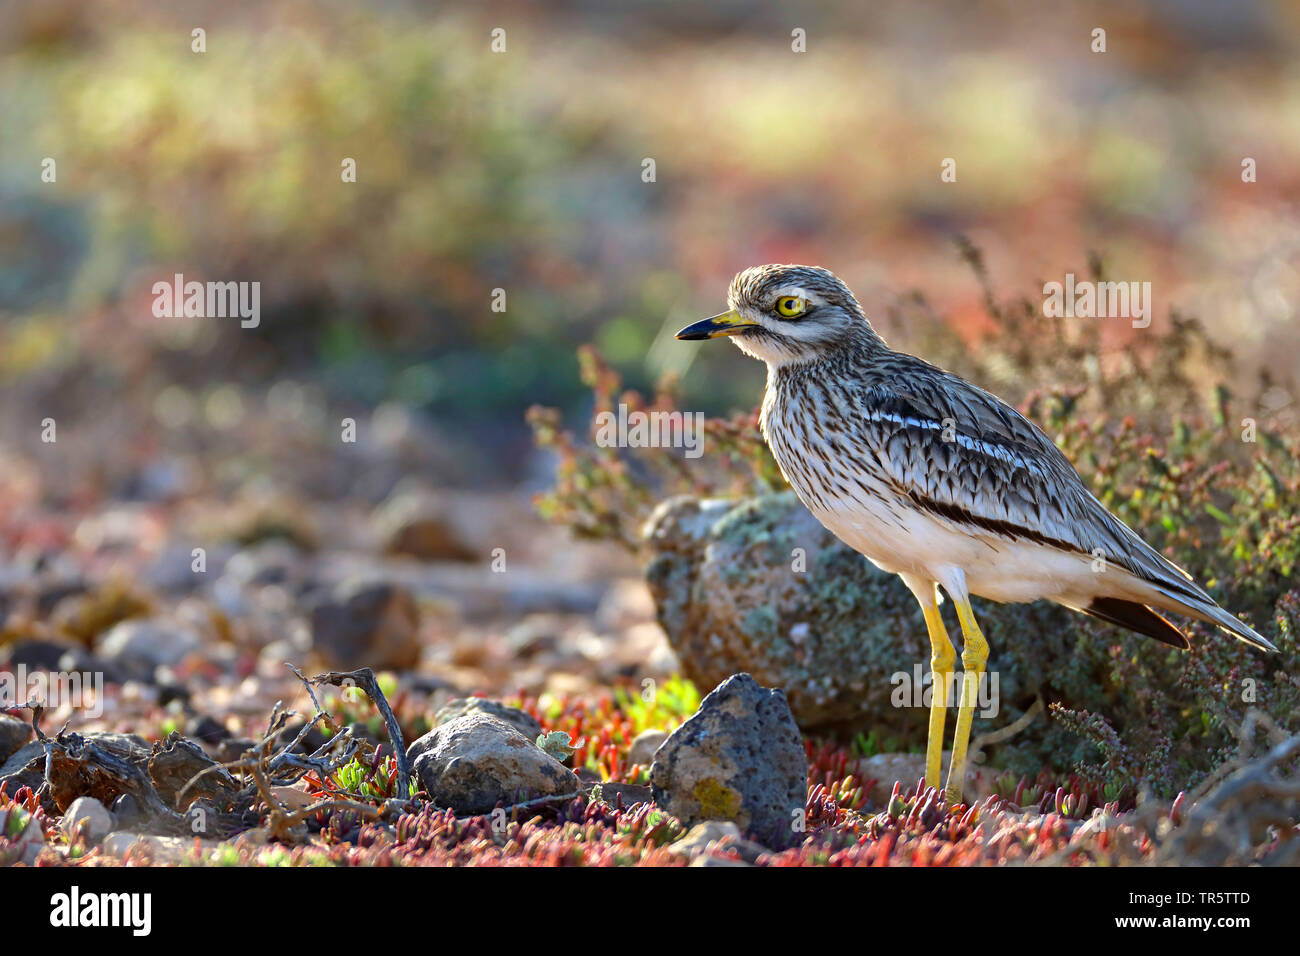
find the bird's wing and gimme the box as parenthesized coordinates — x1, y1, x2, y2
(852, 356, 1206, 598)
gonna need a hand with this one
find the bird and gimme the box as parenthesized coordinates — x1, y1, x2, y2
(676, 263, 1276, 806)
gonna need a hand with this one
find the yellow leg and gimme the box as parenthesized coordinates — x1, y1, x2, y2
(920, 602, 955, 790)
(944, 597, 989, 806)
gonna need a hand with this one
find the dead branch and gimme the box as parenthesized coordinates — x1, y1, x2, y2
(305, 666, 411, 799)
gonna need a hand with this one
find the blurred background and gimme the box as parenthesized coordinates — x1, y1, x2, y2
(3, 0, 1298, 482)
(0, 0, 1298, 704)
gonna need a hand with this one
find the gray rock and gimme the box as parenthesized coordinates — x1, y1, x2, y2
(34, 577, 88, 616)
(431, 698, 543, 744)
(0, 715, 31, 764)
(858, 752, 931, 806)
(308, 578, 421, 670)
(668, 819, 741, 851)
(405, 713, 578, 814)
(215, 738, 257, 765)
(143, 545, 208, 593)
(627, 728, 669, 767)
(668, 820, 768, 864)
(186, 714, 230, 747)
(650, 673, 806, 845)
(5, 638, 78, 670)
(503, 615, 563, 657)
(59, 796, 115, 844)
(183, 798, 224, 838)
(221, 541, 301, 591)
(345, 721, 380, 746)
(111, 793, 143, 830)
(57, 645, 130, 685)
(0, 741, 45, 796)
(97, 617, 202, 668)
(273, 720, 329, 756)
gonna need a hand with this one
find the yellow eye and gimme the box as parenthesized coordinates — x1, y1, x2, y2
(775, 296, 807, 318)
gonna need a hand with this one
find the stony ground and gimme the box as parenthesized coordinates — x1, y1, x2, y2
(0, 399, 1295, 868)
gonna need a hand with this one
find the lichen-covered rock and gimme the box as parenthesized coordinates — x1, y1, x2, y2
(405, 713, 578, 814)
(431, 698, 542, 742)
(644, 492, 930, 729)
(650, 673, 806, 845)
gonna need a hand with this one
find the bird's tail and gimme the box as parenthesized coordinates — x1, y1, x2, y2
(1149, 584, 1277, 652)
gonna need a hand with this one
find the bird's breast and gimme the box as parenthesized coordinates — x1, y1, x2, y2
(762, 381, 916, 568)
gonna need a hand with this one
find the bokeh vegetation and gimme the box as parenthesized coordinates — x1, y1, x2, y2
(3, 1, 1298, 481)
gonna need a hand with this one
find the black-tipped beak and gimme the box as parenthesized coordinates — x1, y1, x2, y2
(675, 310, 758, 340)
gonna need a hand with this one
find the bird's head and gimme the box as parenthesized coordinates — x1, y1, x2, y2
(676, 264, 881, 365)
